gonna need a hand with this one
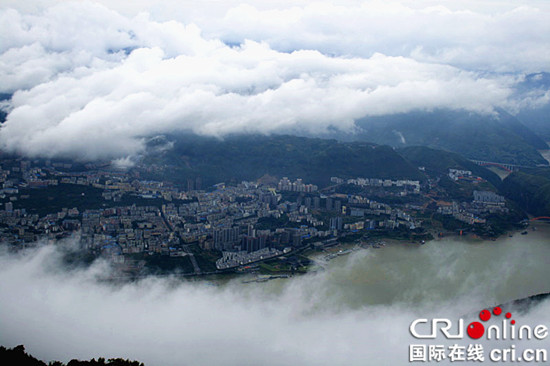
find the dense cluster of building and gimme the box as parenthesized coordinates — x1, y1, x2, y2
(332, 176, 421, 195)
(437, 190, 508, 225)
(448, 169, 473, 181)
(0, 157, 512, 271)
(277, 177, 318, 192)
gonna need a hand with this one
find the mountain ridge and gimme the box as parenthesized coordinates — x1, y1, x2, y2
(350, 108, 548, 166)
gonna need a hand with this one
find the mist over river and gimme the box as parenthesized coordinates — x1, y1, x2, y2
(1, 226, 549, 365)
(304, 225, 550, 309)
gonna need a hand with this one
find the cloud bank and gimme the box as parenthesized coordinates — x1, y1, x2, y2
(0, 1, 549, 160)
(1, 235, 550, 366)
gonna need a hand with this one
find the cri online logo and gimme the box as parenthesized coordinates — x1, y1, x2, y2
(410, 307, 548, 340)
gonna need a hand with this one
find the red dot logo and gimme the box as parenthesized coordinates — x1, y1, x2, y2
(505, 312, 512, 319)
(493, 307, 502, 316)
(467, 322, 485, 339)
(479, 309, 491, 321)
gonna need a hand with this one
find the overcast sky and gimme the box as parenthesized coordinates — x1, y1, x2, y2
(0, 0, 549, 161)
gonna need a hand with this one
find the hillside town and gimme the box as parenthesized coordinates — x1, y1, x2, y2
(0, 158, 511, 273)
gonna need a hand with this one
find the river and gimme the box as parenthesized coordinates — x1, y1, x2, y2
(243, 224, 550, 311)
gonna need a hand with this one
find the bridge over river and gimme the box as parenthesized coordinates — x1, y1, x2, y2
(470, 160, 536, 172)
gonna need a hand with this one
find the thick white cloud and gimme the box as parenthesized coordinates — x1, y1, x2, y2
(0, 1, 548, 160)
(210, 2, 550, 73)
(5, 0, 549, 72)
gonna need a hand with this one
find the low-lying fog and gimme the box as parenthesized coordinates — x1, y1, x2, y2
(1, 227, 550, 365)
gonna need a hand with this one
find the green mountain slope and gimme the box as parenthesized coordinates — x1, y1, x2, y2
(353, 109, 548, 166)
(143, 134, 425, 187)
(398, 146, 502, 187)
(515, 73, 550, 141)
(500, 168, 550, 217)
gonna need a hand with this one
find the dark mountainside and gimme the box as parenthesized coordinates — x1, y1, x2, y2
(398, 146, 502, 187)
(500, 168, 550, 217)
(518, 103, 550, 141)
(351, 108, 548, 166)
(515, 72, 550, 140)
(143, 134, 425, 187)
